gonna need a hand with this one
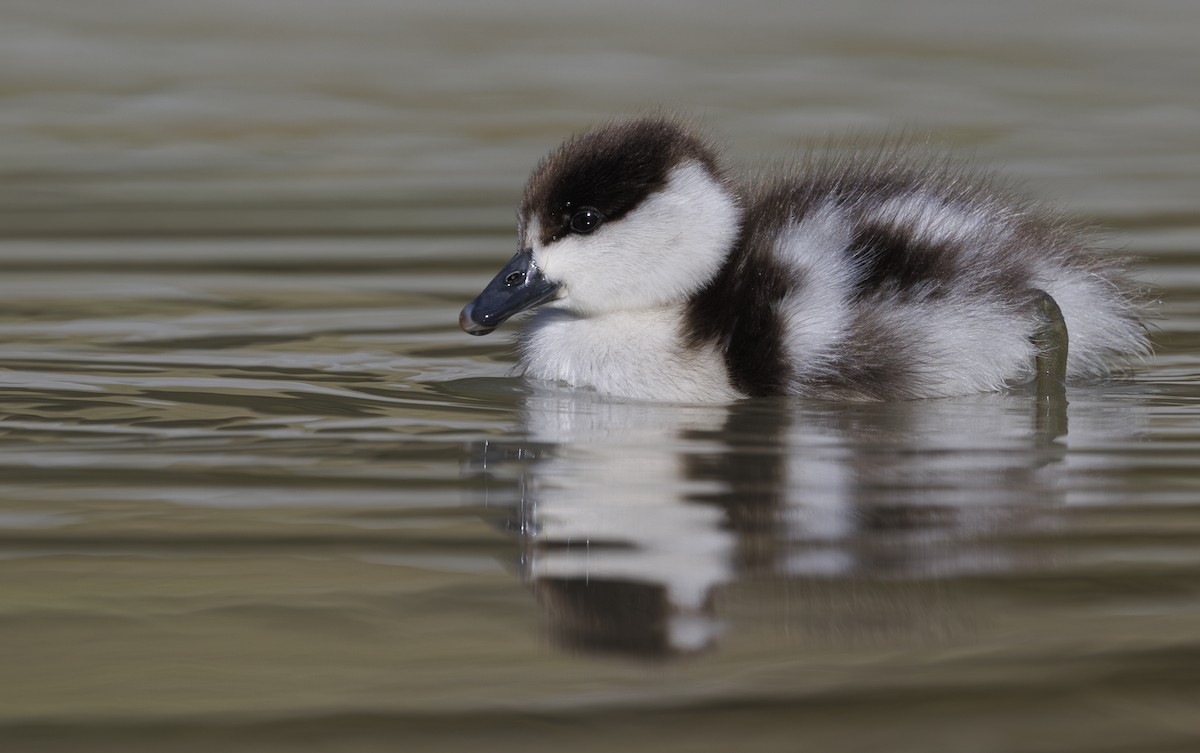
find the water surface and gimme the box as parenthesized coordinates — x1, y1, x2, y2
(2, 1, 1200, 751)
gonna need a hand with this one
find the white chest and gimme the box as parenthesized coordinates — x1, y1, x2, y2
(519, 307, 740, 403)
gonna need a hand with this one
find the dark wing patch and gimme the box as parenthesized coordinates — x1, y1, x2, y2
(684, 218, 795, 398)
(848, 221, 958, 302)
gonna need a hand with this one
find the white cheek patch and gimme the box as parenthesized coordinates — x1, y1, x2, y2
(531, 161, 740, 315)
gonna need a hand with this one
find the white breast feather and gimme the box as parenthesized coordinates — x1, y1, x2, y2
(522, 307, 738, 403)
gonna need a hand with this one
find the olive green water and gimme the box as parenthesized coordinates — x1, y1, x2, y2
(3, 2, 1200, 751)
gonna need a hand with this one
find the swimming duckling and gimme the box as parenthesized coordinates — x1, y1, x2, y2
(460, 117, 1148, 402)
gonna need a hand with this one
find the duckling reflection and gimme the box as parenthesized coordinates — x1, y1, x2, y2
(472, 389, 1135, 659)
(501, 395, 737, 656)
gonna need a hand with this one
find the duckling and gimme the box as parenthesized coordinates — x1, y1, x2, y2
(459, 117, 1148, 402)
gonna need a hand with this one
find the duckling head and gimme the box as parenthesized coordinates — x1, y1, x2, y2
(460, 118, 741, 335)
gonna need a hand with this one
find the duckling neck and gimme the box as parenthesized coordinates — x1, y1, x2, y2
(519, 303, 739, 403)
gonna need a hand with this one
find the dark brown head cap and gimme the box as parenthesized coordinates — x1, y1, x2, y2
(520, 117, 725, 247)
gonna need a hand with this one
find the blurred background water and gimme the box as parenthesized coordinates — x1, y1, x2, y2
(2, 1, 1200, 751)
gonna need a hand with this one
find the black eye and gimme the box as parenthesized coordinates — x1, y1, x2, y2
(569, 209, 602, 234)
